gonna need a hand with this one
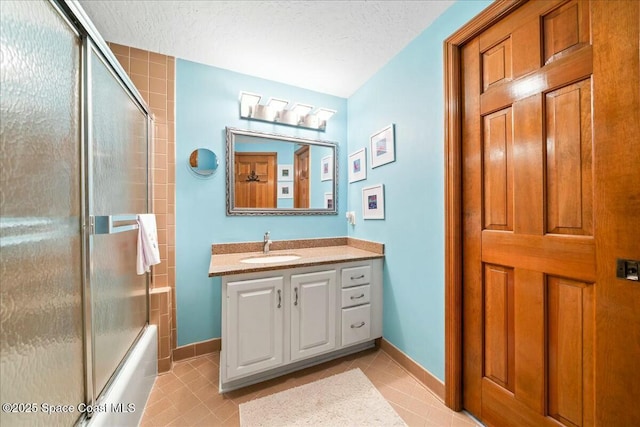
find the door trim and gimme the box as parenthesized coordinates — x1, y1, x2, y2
(443, 0, 527, 411)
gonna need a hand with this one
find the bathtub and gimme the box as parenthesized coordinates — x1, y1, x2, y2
(87, 325, 157, 427)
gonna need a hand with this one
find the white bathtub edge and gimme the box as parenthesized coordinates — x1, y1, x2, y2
(87, 325, 157, 427)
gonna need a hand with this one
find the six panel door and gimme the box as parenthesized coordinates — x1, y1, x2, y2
(462, 1, 596, 426)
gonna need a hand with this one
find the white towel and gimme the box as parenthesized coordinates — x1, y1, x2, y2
(136, 214, 161, 275)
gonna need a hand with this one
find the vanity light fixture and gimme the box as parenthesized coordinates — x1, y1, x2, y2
(239, 91, 261, 117)
(238, 91, 336, 131)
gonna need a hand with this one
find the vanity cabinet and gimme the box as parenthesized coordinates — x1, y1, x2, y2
(290, 270, 336, 361)
(220, 259, 382, 391)
(225, 276, 284, 380)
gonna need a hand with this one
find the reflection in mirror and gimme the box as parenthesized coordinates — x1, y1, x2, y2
(188, 148, 218, 176)
(226, 127, 338, 215)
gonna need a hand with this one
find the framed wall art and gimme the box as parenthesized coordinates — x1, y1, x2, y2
(277, 164, 293, 181)
(320, 155, 333, 181)
(277, 183, 293, 198)
(370, 124, 395, 168)
(362, 184, 384, 219)
(324, 192, 334, 209)
(348, 148, 367, 183)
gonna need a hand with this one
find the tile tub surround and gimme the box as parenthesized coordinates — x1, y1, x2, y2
(208, 237, 384, 276)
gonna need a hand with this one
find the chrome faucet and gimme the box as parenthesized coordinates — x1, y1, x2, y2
(263, 231, 272, 254)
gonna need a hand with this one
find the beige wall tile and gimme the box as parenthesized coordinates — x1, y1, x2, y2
(168, 267, 175, 286)
(160, 336, 170, 359)
(130, 72, 148, 93)
(167, 227, 175, 246)
(155, 214, 167, 230)
(150, 92, 167, 109)
(158, 357, 172, 373)
(153, 184, 167, 200)
(154, 168, 167, 185)
(149, 62, 167, 79)
(149, 51, 166, 65)
(173, 345, 195, 361)
(154, 153, 168, 171)
(130, 47, 149, 61)
(150, 308, 160, 326)
(154, 123, 168, 141)
(154, 274, 168, 287)
(154, 201, 168, 214)
(149, 76, 167, 95)
(114, 54, 129, 72)
(167, 101, 175, 122)
(153, 108, 167, 124)
(130, 57, 148, 76)
(109, 43, 130, 56)
(139, 91, 150, 104)
(168, 163, 175, 183)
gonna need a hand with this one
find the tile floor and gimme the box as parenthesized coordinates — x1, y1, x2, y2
(140, 347, 480, 426)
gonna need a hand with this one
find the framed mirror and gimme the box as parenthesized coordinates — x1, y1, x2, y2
(226, 127, 338, 215)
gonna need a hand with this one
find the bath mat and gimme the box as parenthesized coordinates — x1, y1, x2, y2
(239, 368, 407, 426)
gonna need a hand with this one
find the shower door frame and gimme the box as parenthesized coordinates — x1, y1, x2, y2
(52, 0, 154, 414)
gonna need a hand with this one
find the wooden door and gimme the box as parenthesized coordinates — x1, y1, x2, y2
(224, 276, 284, 381)
(459, 1, 640, 426)
(294, 145, 310, 208)
(290, 270, 336, 361)
(234, 152, 276, 208)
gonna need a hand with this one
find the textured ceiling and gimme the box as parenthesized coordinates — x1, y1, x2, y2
(77, 0, 455, 98)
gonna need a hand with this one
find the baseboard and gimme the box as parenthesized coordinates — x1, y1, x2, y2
(380, 338, 445, 402)
(172, 338, 221, 361)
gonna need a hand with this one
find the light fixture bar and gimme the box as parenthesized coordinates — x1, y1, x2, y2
(238, 92, 335, 131)
(239, 91, 262, 117)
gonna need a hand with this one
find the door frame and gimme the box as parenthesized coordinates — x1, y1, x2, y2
(443, 0, 527, 411)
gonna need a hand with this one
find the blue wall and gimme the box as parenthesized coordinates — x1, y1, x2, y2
(346, 1, 490, 381)
(176, 62, 347, 345)
(175, 1, 491, 379)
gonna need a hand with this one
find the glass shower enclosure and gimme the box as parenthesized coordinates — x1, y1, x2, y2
(1, 1, 152, 425)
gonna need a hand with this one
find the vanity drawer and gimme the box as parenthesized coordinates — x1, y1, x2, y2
(341, 285, 370, 308)
(341, 305, 371, 346)
(341, 265, 371, 288)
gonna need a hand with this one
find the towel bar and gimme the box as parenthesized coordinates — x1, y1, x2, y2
(91, 214, 140, 235)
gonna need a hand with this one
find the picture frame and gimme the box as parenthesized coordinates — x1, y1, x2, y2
(320, 155, 333, 181)
(370, 124, 395, 168)
(277, 183, 293, 199)
(324, 192, 334, 209)
(348, 148, 367, 183)
(277, 164, 293, 181)
(362, 184, 384, 220)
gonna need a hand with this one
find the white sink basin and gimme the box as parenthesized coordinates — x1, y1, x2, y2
(241, 254, 301, 264)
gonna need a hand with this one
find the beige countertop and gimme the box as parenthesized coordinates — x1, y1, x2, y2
(208, 238, 384, 277)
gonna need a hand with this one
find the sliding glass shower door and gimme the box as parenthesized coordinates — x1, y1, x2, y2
(1, 1, 151, 425)
(86, 43, 149, 398)
(0, 1, 84, 425)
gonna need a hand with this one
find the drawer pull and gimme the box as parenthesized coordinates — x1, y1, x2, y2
(350, 294, 365, 300)
(351, 321, 366, 329)
(277, 290, 281, 308)
(350, 274, 365, 280)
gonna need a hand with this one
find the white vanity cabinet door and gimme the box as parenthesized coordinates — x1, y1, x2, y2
(225, 276, 284, 380)
(290, 270, 336, 362)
